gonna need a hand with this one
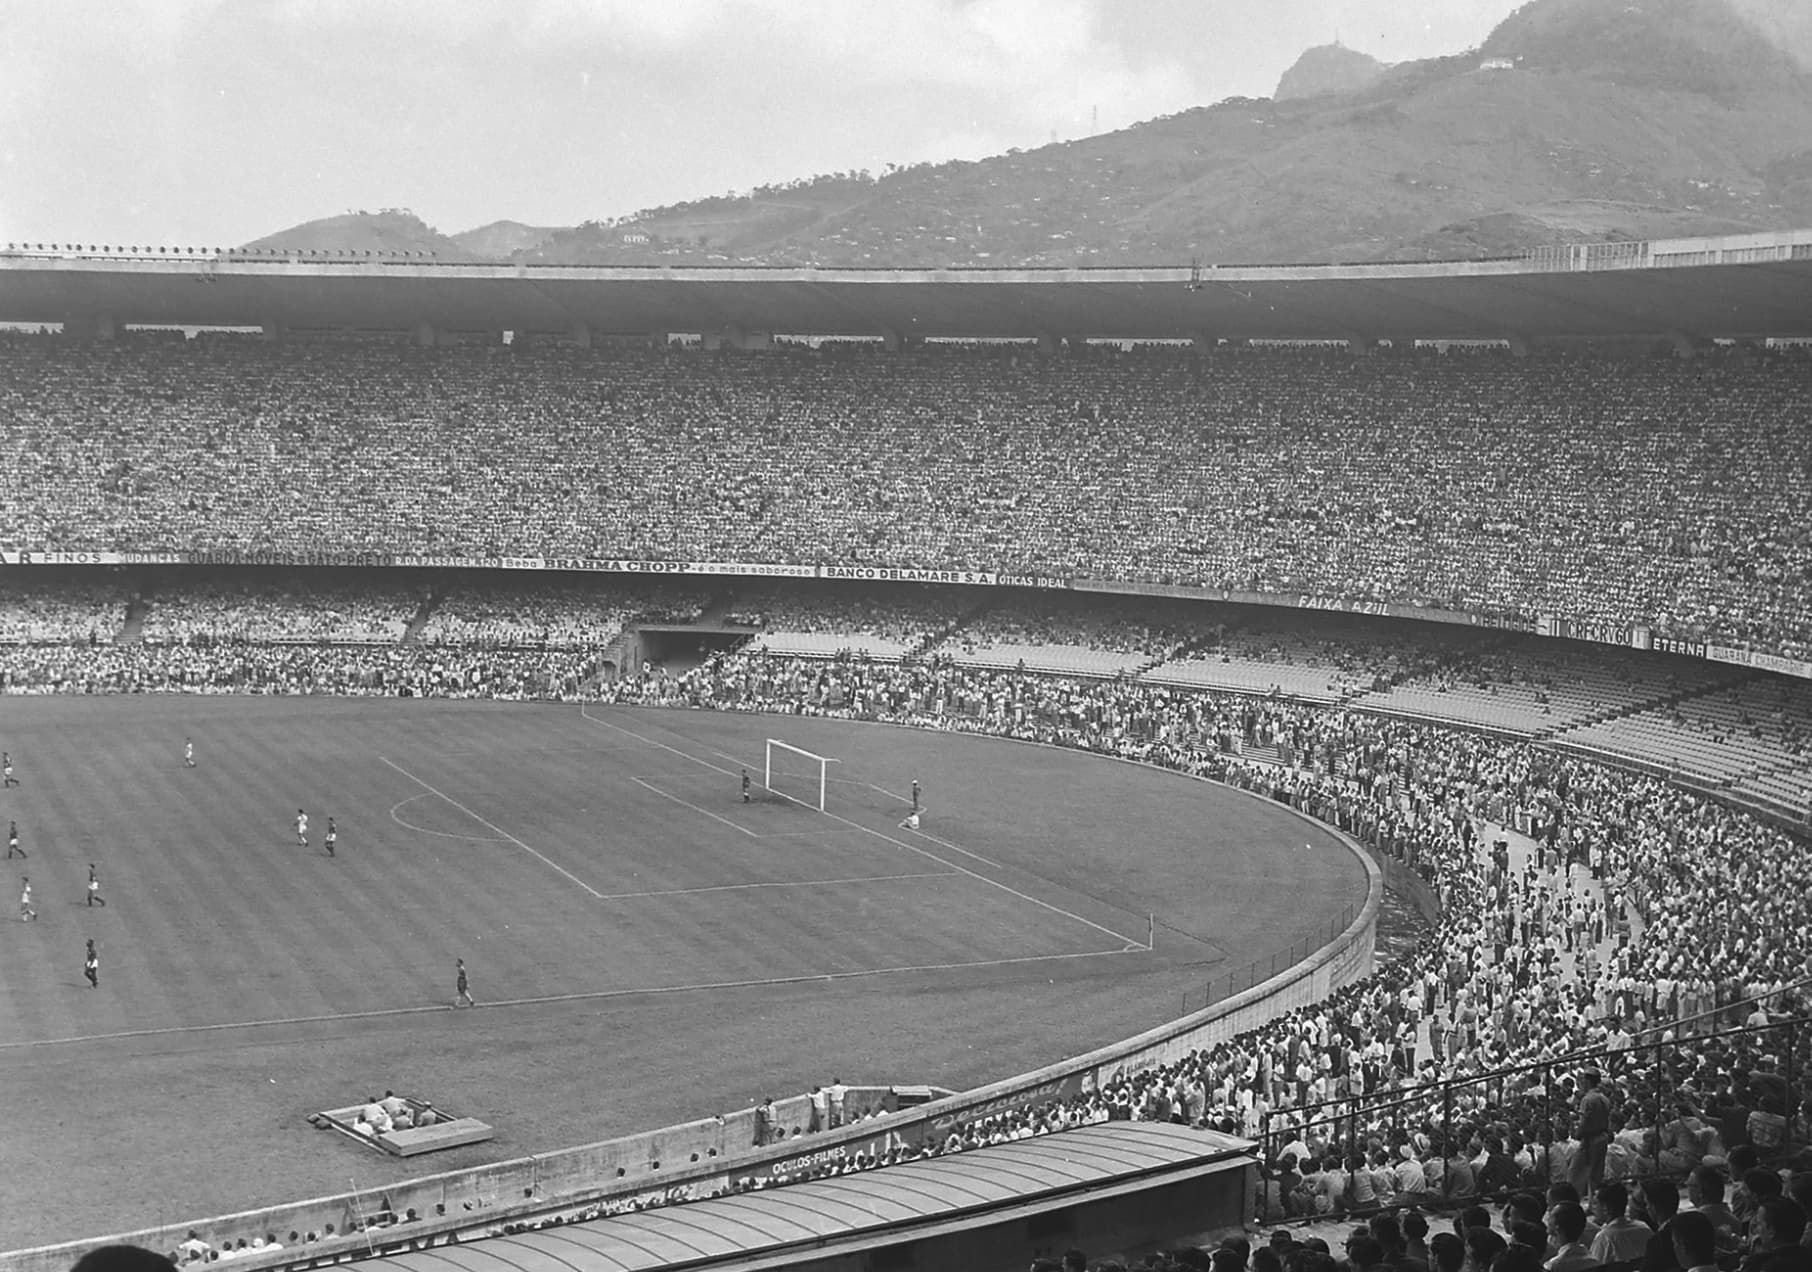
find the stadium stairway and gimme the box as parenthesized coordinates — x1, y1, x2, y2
(1240, 739, 1286, 765)
(911, 593, 1002, 659)
(115, 586, 149, 645)
(1534, 670, 1759, 744)
(399, 586, 444, 644)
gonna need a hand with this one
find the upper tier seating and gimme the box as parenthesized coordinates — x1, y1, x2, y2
(3, 334, 1808, 659)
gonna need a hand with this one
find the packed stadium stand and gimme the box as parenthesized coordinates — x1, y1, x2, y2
(4, 309, 1812, 1269)
(137, 571, 424, 645)
(414, 578, 711, 649)
(4, 333, 1811, 661)
(0, 574, 129, 643)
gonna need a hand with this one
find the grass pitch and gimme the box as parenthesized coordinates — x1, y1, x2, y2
(0, 697, 1363, 1248)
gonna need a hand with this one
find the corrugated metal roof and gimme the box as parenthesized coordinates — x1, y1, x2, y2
(357, 1124, 1246, 1272)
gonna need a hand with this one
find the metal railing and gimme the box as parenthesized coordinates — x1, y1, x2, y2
(1255, 1009, 1808, 1222)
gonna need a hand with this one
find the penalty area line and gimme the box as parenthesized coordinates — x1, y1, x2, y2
(594, 871, 960, 900)
(379, 755, 607, 900)
(0, 945, 1143, 1051)
(630, 776, 758, 838)
(580, 707, 1151, 952)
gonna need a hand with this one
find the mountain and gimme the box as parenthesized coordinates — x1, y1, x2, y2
(245, 0, 1812, 267)
(241, 210, 475, 259)
(451, 220, 562, 258)
(510, 173, 879, 266)
(1275, 43, 1387, 101)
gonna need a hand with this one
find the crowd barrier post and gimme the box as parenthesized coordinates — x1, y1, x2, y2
(1438, 1083, 1453, 1203)
(1788, 1018, 1800, 1155)
(1541, 1064, 1554, 1160)
(1258, 1109, 1277, 1223)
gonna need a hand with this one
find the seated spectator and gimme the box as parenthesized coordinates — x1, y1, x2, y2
(1546, 1202, 1595, 1272)
(1669, 1211, 1719, 1272)
(1591, 1182, 1654, 1267)
(175, 1233, 210, 1265)
(1739, 1198, 1810, 1272)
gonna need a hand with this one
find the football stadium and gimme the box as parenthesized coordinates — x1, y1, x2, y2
(2, 228, 1809, 1270)
(6, 5, 1812, 1270)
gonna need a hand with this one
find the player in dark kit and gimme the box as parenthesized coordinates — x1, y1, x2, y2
(741, 769, 751, 803)
(454, 958, 476, 1008)
(87, 864, 106, 907)
(84, 939, 99, 988)
(6, 821, 23, 860)
(911, 779, 921, 813)
(325, 817, 337, 858)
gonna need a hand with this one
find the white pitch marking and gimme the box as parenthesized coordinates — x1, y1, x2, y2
(594, 871, 961, 900)
(379, 755, 606, 899)
(387, 794, 509, 843)
(0, 944, 1140, 1051)
(898, 823, 1003, 869)
(580, 707, 1147, 950)
(630, 776, 759, 838)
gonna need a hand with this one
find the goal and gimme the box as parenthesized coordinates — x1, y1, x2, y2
(764, 739, 838, 812)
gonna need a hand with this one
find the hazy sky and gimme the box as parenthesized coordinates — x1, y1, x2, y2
(2, 1, 1524, 246)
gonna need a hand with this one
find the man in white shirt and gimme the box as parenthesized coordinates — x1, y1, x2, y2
(1546, 1201, 1597, 1272)
(178, 1231, 212, 1263)
(1588, 1181, 1653, 1266)
(1394, 1144, 1428, 1200)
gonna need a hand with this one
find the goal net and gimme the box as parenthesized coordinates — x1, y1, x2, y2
(764, 739, 838, 812)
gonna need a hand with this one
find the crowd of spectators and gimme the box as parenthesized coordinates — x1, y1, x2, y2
(0, 575, 128, 644)
(20, 592, 1811, 1264)
(935, 593, 1204, 661)
(415, 580, 707, 649)
(0, 642, 601, 699)
(728, 582, 965, 652)
(138, 573, 421, 646)
(608, 650, 1812, 1207)
(1150, 610, 1482, 701)
(4, 334, 1810, 659)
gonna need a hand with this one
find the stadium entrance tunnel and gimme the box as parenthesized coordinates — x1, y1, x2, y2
(622, 626, 753, 677)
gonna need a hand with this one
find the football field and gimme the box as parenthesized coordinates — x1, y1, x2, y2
(0, 696, 1364, 1248)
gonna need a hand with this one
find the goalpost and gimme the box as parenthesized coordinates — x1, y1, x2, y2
(764, 739, 839, 812)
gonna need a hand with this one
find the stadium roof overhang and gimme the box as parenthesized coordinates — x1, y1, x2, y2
(4, 242, 1812, 342)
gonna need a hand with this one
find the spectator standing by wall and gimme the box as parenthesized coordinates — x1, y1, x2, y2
(1571, 1070, 1612, 1201)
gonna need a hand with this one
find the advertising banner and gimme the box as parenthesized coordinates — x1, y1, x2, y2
(818, 565, 998, 585)
(1706, 644, 1812, 680)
